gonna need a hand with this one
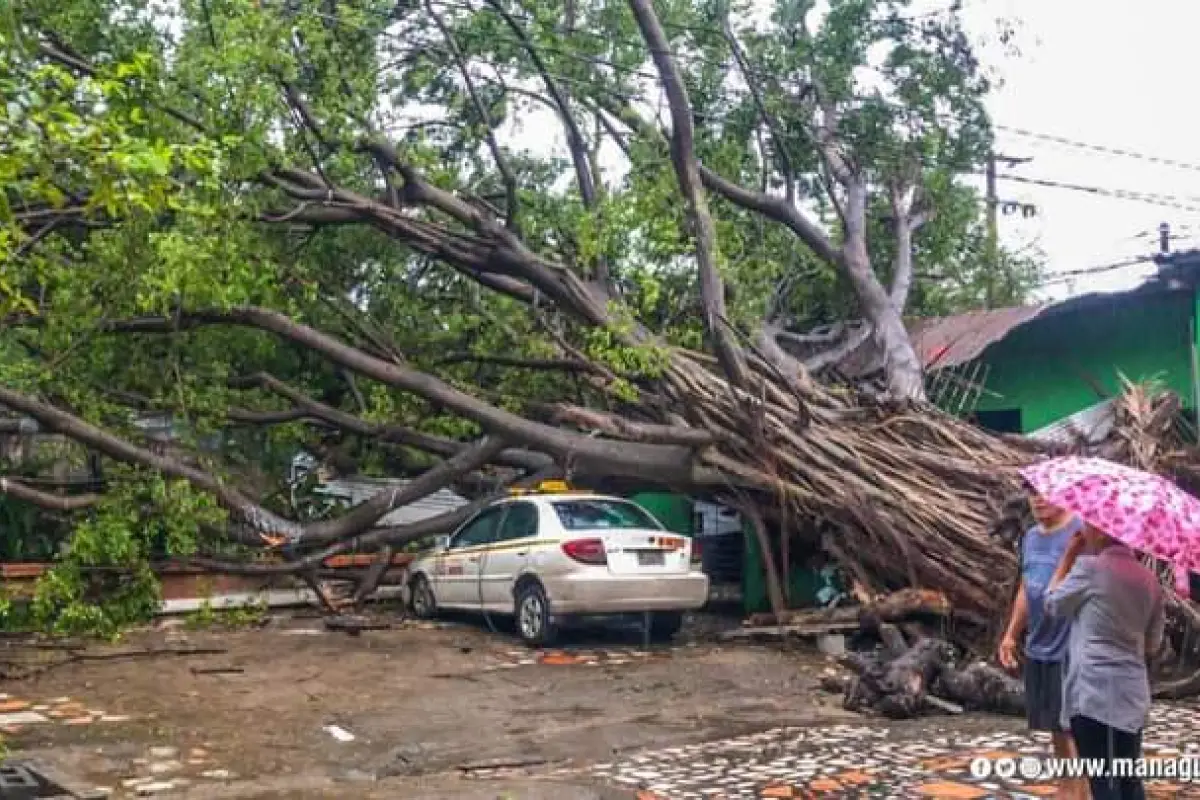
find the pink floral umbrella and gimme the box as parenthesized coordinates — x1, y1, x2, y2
(1019, 456, 1200, 597)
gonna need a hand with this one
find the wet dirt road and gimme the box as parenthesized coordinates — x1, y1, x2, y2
(0, 611, 853, 798)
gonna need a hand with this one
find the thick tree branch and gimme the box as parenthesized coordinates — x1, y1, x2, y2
(433, 352, 607, 375)
(541, 403, 716, 447)
(226, 407, 314, 425)
(300, 436, 508, 545)
(480, 0, 597, 211)
(426, 1, 520, 230)
(0, 385, 302, 543)
(0, 476, 101, 511)
(627, 0, 749, 389)
(0, 383, 532, 548)
(813, 87, 853, 187)
(234, 371, 553, 472)
(804, 324, 873, 373)
(183, 465, 561, 575)
(837, 178, 925, 399)
(721, 20, 795, 203)
(698, 166, 842, 268)
(889, 183, 918, 309)
(90, 308, 709, 482)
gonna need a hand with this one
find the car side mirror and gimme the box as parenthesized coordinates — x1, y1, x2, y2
(433, 535, 451, 551)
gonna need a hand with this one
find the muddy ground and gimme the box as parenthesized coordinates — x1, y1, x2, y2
(0, 609, 860, 798)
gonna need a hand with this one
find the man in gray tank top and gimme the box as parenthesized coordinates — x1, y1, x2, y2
(999, 494, 1086, 799)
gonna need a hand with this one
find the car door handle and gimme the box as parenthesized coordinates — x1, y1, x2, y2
(466, 556, 479, 563)
(514, 551, 527, 557)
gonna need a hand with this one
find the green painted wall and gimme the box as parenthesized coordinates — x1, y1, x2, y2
(742, 519, 834, 613)
(972, 292, 1195, 432)
(629, 492, 693, 536)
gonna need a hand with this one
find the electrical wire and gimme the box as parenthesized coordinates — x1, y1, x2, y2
(298, 0, 990, 119)
(41, 0, 1200, 290)
(1037, 256, 1158, 286)
(989, 173, 1200, 215)
(996, 125, 1200, 174)
(251, 0, 1200, 203)
(296, 0, 1200, 217)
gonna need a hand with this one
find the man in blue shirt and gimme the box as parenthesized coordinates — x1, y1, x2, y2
(999, 494, 1085, 799)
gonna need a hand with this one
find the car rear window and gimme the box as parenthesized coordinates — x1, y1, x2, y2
(550, 499, 662, 531)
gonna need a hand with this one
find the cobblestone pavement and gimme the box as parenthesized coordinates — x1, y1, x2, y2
(583, 704, 1200, 799)
(0, 690, 237, 797)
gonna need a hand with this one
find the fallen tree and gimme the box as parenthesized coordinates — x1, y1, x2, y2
(0, 0, 1041, 637)
(2, 0, 1197, 678)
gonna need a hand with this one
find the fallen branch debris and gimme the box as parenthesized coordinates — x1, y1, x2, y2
(0, 645, 229, 681)
(815, 617, 1026, 720)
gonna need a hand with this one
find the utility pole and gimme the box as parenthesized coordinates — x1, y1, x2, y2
(984, 151, 1033, 308)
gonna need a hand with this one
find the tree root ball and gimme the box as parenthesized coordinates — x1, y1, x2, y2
(837, 637, 1026, 719)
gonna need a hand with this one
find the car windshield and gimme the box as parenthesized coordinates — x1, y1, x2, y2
(551, 499, 662, 531)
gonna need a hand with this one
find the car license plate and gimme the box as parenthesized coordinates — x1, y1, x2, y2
(637, 551, 665, 566)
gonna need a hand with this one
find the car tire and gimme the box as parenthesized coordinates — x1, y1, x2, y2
(409, 575, 438, 619)
(514, 581, 556, 647)
(648, 611, 685, 641)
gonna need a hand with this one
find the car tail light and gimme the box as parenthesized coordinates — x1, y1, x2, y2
(562, 538, 607, 565)
(690, 538, 703, 566)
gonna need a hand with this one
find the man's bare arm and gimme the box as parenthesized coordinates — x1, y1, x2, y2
(1005, 581, 1028, 638)
(998, 581, 1028, 670)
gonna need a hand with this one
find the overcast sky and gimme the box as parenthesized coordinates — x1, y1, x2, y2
(947, 0, 1200, 301)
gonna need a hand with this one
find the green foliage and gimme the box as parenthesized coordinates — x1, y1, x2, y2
(184, 592, 267, 630)
(0, 0, 1038, 636)
(27, 472, 226, 637)
(0, 496, 66, 560)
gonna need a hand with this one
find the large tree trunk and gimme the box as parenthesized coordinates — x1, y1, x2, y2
(935, 661, 1027, 716)
(834, 632, 1025, 719)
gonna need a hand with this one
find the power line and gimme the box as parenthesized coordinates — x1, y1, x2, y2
(297, 0, 1200, 198)
(86, 0, 1200, 230)
(1038, 255, 1157, 286)
(996, 125, 1200, 174)
(377, 1, 1200, 203)
(990, 173, 1200, 215)
(307, 0, 987, 120)
(303, 6, 1200, 245)
(427, 0, 1200, 192)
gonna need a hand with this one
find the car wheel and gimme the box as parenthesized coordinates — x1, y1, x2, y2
(514, 582, 556, 647)
(409, 575, 438, 619)
(648, 611, 685, 641)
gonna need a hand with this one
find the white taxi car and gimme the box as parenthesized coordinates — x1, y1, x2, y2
(406, 482, 710, 646)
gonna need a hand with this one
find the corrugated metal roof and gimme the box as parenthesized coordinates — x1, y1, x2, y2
(909, 305, 1049, 370)
(815, 274, 1187, 378)
(315, 477, 468, 526)
(837, 304, 1048, 376)
(1027, 398, 1117, 445)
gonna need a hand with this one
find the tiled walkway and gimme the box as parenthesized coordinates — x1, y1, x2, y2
(0, 692, 236, 796)
(587, 705, 1200, 799)
(0, 692, 132, 732)
(482, 646, 681, 671)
